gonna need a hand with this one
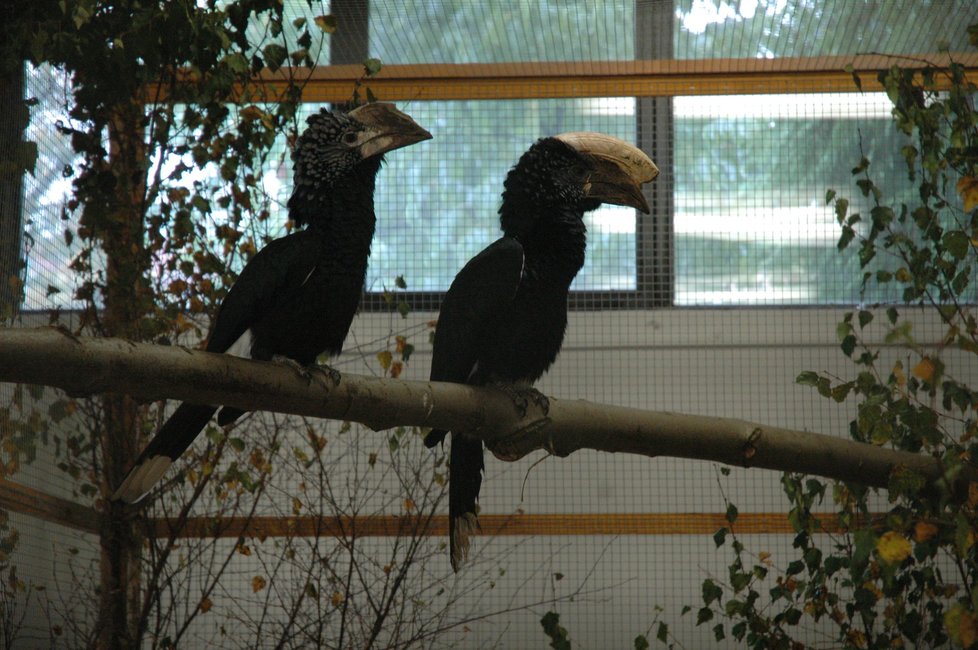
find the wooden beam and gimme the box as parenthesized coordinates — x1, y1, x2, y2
(183, 52, 978, 103)
(0, 477, 98, 534)
(151, 511, 877, 539)
(0, 473, 875, 539)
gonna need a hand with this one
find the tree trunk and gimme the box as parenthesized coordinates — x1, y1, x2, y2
(94, 99, 148, 650)
(0, 62, 26, 319)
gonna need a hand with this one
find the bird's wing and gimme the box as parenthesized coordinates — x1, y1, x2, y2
(205, 231, 321, 354)
(424, 237, 524, 572)
(425, 236, 524, 448)
(112, 232, 322, 504)
(429, 236, 525, 384)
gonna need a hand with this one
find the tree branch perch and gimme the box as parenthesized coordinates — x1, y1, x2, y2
(0, 327, 955, 491)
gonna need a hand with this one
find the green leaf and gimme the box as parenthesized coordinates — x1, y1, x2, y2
(852, 528, 876, 577)
(723, 599, 744, 616)
(652, 621, 669, 650)
(363, 57, 383, 76)
(729, 570, 750, 592)
(796, 371, 820, 386)
(394, 275, 407, 289)
(840, 335, 857, 357)
(696, 607, 713, 625)
(712, 623, 726, 641)
(540, 611, 571, 650)
(825, 189, 836, 204)
(725, 503, 738, 524)
(702, 579, 723, 605)
(857, 310, 873, 329)
(942, 230, 969, 260)
(837, 225, 855, 250)
(263, 43, 288, 72)
(713, 527, 727, 547)
(830, 382, 852, 403)
(223, 53, 249, 74)
(834, 198, 849, 222)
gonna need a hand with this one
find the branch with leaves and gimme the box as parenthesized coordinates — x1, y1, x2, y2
(0, 327, 960, 495)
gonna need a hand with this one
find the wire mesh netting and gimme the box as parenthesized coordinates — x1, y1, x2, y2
(2, 0, 977, 648)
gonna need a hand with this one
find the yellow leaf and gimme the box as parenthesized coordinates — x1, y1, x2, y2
(946, 605, 964, 645)
(314, 15, 337, 33)
(376, 350, 392, 371)
(962, 609, 978, 649)
(200, 596, 213, 613)
(251, 576, 266, 593)
(876, 531, 912, 564)
(892, 361, 906, 387)
(330, 591, 344, 606)
(912, 357, 935, 383)
(913, 521, 938, 543)
(957, 176, 978, 212)
(390, 361, 403, 379)
(403, 498, 415, 512)
(846, 629, 867, 649)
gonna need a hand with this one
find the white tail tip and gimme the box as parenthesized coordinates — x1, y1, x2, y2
(111, 456, 173, 504)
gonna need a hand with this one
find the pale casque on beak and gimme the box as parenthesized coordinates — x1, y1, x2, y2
(347, 102, 433, 159)
(554, 131, 659, 214)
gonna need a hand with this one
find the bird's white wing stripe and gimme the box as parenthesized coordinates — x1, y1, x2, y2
(226, 328, 254, 359)
(300, 265, 316, 287)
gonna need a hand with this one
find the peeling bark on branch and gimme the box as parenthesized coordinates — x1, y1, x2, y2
(0, 327, 954, 491)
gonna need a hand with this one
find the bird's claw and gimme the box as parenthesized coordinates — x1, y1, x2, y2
(317, 363, 342, 386)
(494, 384, 549, 418)
(271, 356, 340, 387)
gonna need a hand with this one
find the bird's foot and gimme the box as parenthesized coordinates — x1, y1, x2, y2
(492, 383, 550, 418)
(315, 362, 342, 387)
(271, 357, 341, 387)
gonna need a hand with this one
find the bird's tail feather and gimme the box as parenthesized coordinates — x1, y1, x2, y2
(448, 433, 484, 572)
(216, 406, 245, 427)
(424, 428, 447, 448)
(112, 403, 217, 504)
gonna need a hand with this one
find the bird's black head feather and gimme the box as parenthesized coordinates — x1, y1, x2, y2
(499, 138, 598, 238)
(287, 108, 383, 228)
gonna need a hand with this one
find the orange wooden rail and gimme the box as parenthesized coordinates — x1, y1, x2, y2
(0, 478, 877, 538)
(154, 511, 868, 539)
(146, 52, 978, 103)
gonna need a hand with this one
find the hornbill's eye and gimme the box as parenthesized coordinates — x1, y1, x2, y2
(342, 131, 359, 145)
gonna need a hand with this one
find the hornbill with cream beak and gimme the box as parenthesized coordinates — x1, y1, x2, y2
(424, 133, 658, 571)
(113, 103, 431, 503)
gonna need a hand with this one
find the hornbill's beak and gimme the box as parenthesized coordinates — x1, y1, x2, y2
(348, 102, 433, 159)
(554, 132, 658, 214)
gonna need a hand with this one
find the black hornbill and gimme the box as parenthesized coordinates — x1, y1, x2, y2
(112, 103, 431, 504)
(424, 133, 658, 571)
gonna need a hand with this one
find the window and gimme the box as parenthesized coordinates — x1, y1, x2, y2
(14, 0, 970, 312)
